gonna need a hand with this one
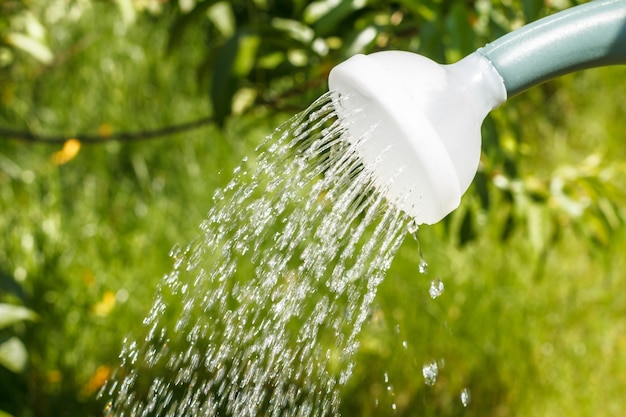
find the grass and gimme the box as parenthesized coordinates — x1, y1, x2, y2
(0, 4, 279, 414)
(347, 223, 626, 416)
(339, 65, 626, 416)
(2, 2, 626, 417)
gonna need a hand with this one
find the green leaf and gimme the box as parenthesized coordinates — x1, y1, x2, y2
(345, 25, 377, 55)
(0, 304, 37, 329)
(5, 32, 53, 64)
(445, 2, 476, 60)
(206, 2, 236, 38)
(473, 171, 491, 210)
(459, 206, 476, 246)
(233, 34, 261, 77)
(0, 410, 16, 417)
(522, 0, 544, 22)
(271, 17, 314, 44)
(114, 0, 136, 26)
(0, 337, 28, 373)
(526, 202, 552, 256)
(167, 0, 221, 53)
(210, 29, 260, 126)
(395, 0, 438, 21)
(307, 0, 368, 37)
(211, 35, 239, 126)
(597, 197, 621, 231)
(0, 271, 27, 301)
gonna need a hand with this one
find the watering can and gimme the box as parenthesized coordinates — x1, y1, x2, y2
(329, 0, 626, 225)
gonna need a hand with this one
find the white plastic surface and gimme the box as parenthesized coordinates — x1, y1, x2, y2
(328, 51, 506, 224)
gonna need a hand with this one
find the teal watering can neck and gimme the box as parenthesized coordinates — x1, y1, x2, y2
(477, 0, 626, 98)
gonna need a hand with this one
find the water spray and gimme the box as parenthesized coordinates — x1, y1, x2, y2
(329, 0, 626, 225)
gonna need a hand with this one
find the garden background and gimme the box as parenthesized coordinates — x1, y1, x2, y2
(1, 0, 626, 416)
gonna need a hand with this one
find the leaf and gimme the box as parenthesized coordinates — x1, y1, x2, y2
(0, 410, 16, 417)
(210, 35, 240, 126)
(179, 0, 197, 13)
(473, 171, 491, 210)
(584, 212, 611, 248)
(5, 32, 53, 64)
(597, 197, 621, 231)
(308, 0, 368, 37)
(522, 0, 544, 22)
(167, 0, 222, 53)
(206, 2, 236, 38)
(0, 337, 28, 373)
(459, 206, 476, 246)
(526, 202, 552, 256)
(395, 0, 438, 21)
(345, 26, 377, 55)
(210, 29, 260, 126)
(0, 271, 27, 301)
(271, 17, 314, 44)
(0, 304, 37, 329)
(499, 210, 516, 242)
(231, 87, 258, 115)
(114, 0, 136, 26)
(445, 2, 476, 60)
(233, 34, 260, 77)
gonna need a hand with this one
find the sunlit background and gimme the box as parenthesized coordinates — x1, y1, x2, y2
(1, 0, 626, 416)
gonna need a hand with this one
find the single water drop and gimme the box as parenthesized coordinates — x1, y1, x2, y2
(402, 340, 408, 350)
(422, 360, 438, 386)
(418, 259, 429, 274)
(460, 387, 471, 407)
(428, 278, 444, 299)
(409, 224, 428, 274)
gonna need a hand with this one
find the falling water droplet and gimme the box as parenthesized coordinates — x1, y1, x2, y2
(422, 360, 438, 386)
(460, 387, 471, 407)
(429, 278, 444, 298)
(407, 219, 419, 234)
(418, 259, 429, 274)
(410, 227, 428, 274)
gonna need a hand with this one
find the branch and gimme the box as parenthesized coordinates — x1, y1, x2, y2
(0, 115, 215, 145)
(0, 76, 326, 146)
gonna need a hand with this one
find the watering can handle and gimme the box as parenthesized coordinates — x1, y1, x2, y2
(478, 0, 626, 97)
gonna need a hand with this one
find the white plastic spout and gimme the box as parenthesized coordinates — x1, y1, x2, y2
(328, 51, 506, 224)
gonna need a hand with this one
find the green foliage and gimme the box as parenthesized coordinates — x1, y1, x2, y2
(166, 0, 549, 123)
(0, 273, 37, 417)
(2, 0, 626, 416)
(0, 304, 36, 330)
(0, 2, 53, 65)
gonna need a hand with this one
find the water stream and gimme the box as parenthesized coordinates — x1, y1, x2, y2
(102, 92, 415, 416)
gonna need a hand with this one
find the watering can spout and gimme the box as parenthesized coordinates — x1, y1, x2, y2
(328, 0, 626, 225)
(328, 52, 506, 225)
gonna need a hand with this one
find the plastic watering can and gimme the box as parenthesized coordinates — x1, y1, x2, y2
(329, 0, 626, 225)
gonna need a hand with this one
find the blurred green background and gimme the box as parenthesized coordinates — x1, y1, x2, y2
(1, 0, 625, 416)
